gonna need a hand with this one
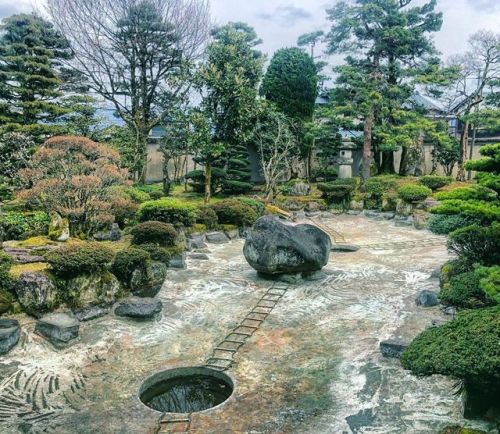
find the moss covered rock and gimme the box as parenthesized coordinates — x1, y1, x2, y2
(63, 271, 121, 308)
(130, 261, 167, 298)
(48, 212, 70, 242)
(14, 271, 58, 316)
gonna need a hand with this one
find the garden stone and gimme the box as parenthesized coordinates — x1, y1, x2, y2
(169, 253, 187, 269)
(114, 297, 162, 320)
(93, 223, 121, 241)
(413, 211, 429, 230)
(442, 306, 457, 316)
(305, 211, 321, 218)
(430, 267, 442, 279)
(291, 181, 310, 196)
(66, 271, 120, 307)
(131, 261, 167, 297)
(224, 228, 239, 240)
(189, 253, 209, 260)
(2, 247, 45, 264)
(206, 231, 230, 244)
(187, 233, 207, 250)
(380, 339, 408, 358)
(349, 200, 364, 212)
(394, 216, 414, 227)
(48, 212, 70, 242)
(331, 243, 360, 253)
(0, 319, 20, 355)
(15, 272, 57, 317)
(73, 305, 109, 322)
(305, 201, 321, 212)
(396, 199, 414, 217)
(364, 211, 395, 220)
(35, 313, 79, 347)
(415, 290, 439, 307)
(244, 216, 331, 276)
(347, 209, 362, 215)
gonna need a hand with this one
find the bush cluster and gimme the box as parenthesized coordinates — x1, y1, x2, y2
(318, 178, 358, 205)
(397, 184, 432, 203)
(475, 265, 500, 304)
(196, 206, 219, 230)
(418, 175, 451, 191)
(0, 211, 50, 240)
(210, 199, 258, 227)
(364, 176, 398, 197)
(435, 185, 497, 202)
(447, 224, 500, 266)
(46, 242, 113, 279)
(111, 248, 150, 285)
(427, 214, 483, 235)
(138, 198, 198, 227)
(131, 221, 178, 247)
(439, 271, 494, 309)
(137, 244, 171, 265)
(236, 197, 266, 216)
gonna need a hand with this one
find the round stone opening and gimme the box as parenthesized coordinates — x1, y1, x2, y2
(139, 367, 234, 413)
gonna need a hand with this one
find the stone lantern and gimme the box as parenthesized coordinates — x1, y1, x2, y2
(337, 139, 357, 179)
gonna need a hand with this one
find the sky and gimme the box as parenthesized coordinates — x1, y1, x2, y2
(1, 0, 499, 67)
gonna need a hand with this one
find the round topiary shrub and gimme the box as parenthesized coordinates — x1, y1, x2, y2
(427, 214, 483, 235)
(318, 182, 356, 204)
(439, 271, 495, 309)
(196, 206, 219, 230)
(210, 200, 258, 227)
(397, 184, 432, 203)
(137, 198, 198, 227)
(418, 175, 452, 191)
(401, 306, 500, 385)
(131, 221, 178, 247)
(236, 197, 266, 216)
(435, 185, 498, 202)
(448, 223, 500, 266)
(137, 244, 171, 265)
(111, 248, 150, 285)
(46, 242, 114, 279)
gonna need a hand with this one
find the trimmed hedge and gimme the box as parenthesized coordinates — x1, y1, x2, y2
(427, 214, 483, 235)
(475, 265, 500, 304)
(431, 199, 500, 223)
(364, 176, 398, 197)
(448, 224, 500, 266)
(439, 271, 495, 309)
(46, 242, 114, 279)
(401, 306, 500, 384)
(138, 198, 198, 227)
(418, 175, 451, 190)
(111, 248, 150, 285)
(397, 184, 432, 203)
(210, 199, 258, 227)
(131, 221, 178, 247)
(137, 244, 171, 265)
(435, 185, 497, 202)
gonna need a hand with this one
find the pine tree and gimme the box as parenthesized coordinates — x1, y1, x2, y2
(0, 14, 72, 140)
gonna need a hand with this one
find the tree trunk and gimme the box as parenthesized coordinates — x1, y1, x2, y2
(136, 128, 149, 184)
(399, 146, 408, 176)
(204, 163, 212, 204)
(456, 120, 470, 181)
(467, 125, 477, 180)
(381, 151, 395, 174)
(362, 107, 374, 181)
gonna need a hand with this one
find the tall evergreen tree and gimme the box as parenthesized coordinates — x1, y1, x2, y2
(0, 14, 72, 140)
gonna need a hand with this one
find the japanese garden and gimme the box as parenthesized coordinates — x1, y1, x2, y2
(0, 0, 498, 433)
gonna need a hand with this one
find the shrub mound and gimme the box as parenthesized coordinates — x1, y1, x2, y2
(131, 221, 178, 247)
(111, 248, 150, 285)
(210, 199, 258, 227)
(137, 244, 171, 265)
(196, 206, 219, 230)
(397, 184, 432, 203)
(427, 214, 483, 235)
(138, 198, 198, 227)
(318, 179, 357, 204)
(236, 197, 266, 216)
(418, 175, 451, 191)
(435, 185, 497, 202)
(0, 211, 50, 241)
(439, 271, 494, 309)
(447, 224, 500, 266)
(46, 242, 113, 279)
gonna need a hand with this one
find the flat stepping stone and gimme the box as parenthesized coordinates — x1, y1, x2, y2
(114, 297, 162, 320)
(169, 253, 187, 269)
(331, 243, 360, 252)
(189, 253, 209, 260)
(415, 290, 439, 307)
(35, 313, 80, 347)
(380, 339, 408, 358)
(206, 231, 230, 244)
(73, 305, 109, 322)
(0, 319, 20, 355)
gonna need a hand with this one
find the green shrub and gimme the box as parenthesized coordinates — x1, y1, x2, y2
(210, 199, 258, 227)
(439, 271, 494, 309)
(46, 242, 114, 279)
(148, 190, 165, 200)
(475, 265, 500, 304)
(111, 248, 150, 285)
(431, 200, 500, 223)
(236, 197, 266, 216)
(364, 176, 398, 197)
(427, 214, 483, 235)
(131, 221, 178, 247)
(401, 306, 500, 384)
(138, 198, 198, 227)
(0, 211, 50, 241)
(222, 179, 254, 195)
(123, 187, 151, 203)
(137, 244, 171, 265)
(318, 182, 356, 205)
(196, 206, 219, 230)
(0, 288, 14, 314)
(185, 168, 225, 194)
(397, 184, 432, 202)
(440, 259, 472, 287)
(448, 224, 500, 266)
(418, 175, 452, 191)
(312, 166, 338, 182)
(435, 185, 497, 202)
(0, 251, 13, 292)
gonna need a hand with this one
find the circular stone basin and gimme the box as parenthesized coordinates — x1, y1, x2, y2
(139, 367, 234, 413)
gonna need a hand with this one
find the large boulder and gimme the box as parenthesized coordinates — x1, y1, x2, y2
(130, 262, 167, 297)
(35, 313, 80, 347)
(93, 223, 121, 241)
(243, 216, 331, 276)
(48, 212, 70, 242)
(114, 296, 162, 320)
(15, 272, 58, 317)
(0, 319, 20, 355)
(65, 271, 121, 307)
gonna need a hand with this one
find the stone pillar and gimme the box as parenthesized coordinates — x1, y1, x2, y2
(337, 141, 357, 179)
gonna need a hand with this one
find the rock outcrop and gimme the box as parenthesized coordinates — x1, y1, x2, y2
(130, 262, 167, 297)
(15, 272, 57, 317)
(243, 216, 331, 276)
(35, 313, 80, 347)
(65, 271, 121, 307)
(0, 319, 20, 355)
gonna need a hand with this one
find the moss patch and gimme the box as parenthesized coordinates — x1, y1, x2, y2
(10, 262, 49, 278)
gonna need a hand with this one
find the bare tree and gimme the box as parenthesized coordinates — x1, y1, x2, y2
(46, 0, 211, 181)
(254, 108, 299, 202)
(443, 31, 500, 181)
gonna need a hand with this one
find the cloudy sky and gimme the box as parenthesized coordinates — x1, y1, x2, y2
(1, 0, 499, 66)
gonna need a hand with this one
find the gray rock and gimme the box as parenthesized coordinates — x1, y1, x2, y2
(48, 212, 70, 242)
(243, 216, 331, 276)
(114, 297, 162, 320)
(66, 271, 120, 307)
(73, 305, 110, 322)
(331, 243, 360, 253)
(347, 209, 362, 215)
(224, 228, 239, 240)
(442, 306, 457, 316)
(430, 267, 442, 279)
(206, 231, 230, 244)
(394, 216, 414, 227)
(415, 290, 439, 307)
(426, 319, 448, 329)
(189, 253, 209, 260)
(35, 313, 80, 346)
(15, 272, 57, 317)
(2, 248, 45, 264)
(380, 339, 408, 358)
(187, 233, 207, 250)
(0, 319, 20, 355)
(93, 223, 121, 241)
(364, 211, 395, 220)
(169, 253, 187, 269)
(291, 182, 310, 196)
(131, 261, 167, 297)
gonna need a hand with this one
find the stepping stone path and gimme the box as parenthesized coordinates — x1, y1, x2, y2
(415, 290, 439, 307)
(35, 313, 80, 347)
(331, 243, 360, 253)
(114, 297, 162, 320)
(0, 319, 20, 355)
(2, 247, 45, 264)
(73, 305, 110, 322)
(379, 339, 408, 358)
(189, 253, 209, 261)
